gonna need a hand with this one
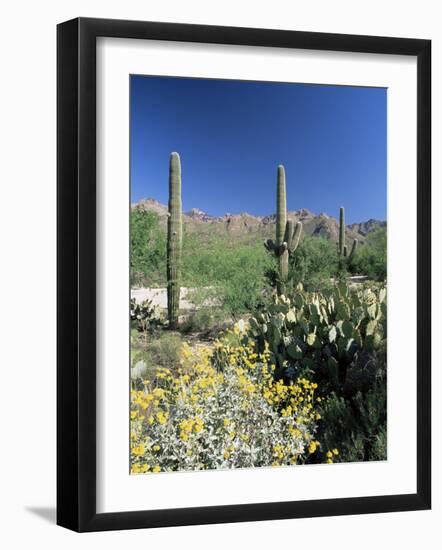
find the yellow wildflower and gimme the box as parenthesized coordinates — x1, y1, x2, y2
(132, 444, 145, 456)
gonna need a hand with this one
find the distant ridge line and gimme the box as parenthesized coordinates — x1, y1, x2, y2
(132, 198, 386, 242)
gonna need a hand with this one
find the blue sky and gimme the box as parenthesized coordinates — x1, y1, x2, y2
(130, 75, 386, 223)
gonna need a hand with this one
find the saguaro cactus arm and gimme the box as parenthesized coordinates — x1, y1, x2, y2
(284, 220, 294, 248)
(288, 221, 302, 253)
(337, 207, 358, 269)
(348, 238, 358, 260)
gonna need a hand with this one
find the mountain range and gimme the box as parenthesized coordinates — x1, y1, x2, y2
(133, 198, 386, 245)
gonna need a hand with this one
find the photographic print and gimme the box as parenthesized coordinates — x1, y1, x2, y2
(129, 75, 387, 475)
(57, 18, 430, 530)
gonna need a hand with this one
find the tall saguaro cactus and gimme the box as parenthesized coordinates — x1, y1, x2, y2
(264, 165, 302, 294)
(339, 206, 345, 257)
(276, 165, 289, 282)
(338, 206, 357, 264)
(167, 152, 182, 329)
(276, 166, 287, 246)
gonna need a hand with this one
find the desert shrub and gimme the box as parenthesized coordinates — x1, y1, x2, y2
(130, 335, 323, 473)
(131, 331, 183, 384)
(130, 214, 272, 315)
(182, 234, 272, 316)
(130, 209, 166, 286)
(315, 381, 387, 463)
(264, 236, 338, 294)
(370, 425, 387, 461)
(349, 228, 387, 281)
(290, 236, 339, 290)
(181, 306, 228, 335)
(146, 332, 183, 368)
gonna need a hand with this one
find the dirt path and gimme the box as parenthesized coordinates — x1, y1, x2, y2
(131, 287, 198, 310)
(131, 287, 220, 311)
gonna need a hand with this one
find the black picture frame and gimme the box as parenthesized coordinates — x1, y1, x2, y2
(57, 17, 431, 532)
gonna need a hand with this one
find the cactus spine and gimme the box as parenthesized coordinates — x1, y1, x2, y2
(338, 206, 357, 264)
(167, 152, 182, 329)
(264, 165, 302, 294)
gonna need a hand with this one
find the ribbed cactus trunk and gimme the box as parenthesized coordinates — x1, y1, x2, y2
(167, 152, 182, 329)
(349, 238, 357, 259)
(339, 206, 345, 257)
(338, 206, 357, 266)
(276, 165, 289, 289)
(337, 206, 357, 281)
(263, 164, 302, 295)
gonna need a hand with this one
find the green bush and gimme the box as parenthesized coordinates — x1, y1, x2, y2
(131, 209, 166, 286)
(131, 331, 183, 385)
(130, 211, 272, 316)
(182, 233, 272, 316)
(264, 236, 338, 292)
(147, 332, 183, 368)
(289, 236, 339, 290)
(181, 306, 228, 335)
(315, 381, 387, 463)
(349, 228, 387, 281)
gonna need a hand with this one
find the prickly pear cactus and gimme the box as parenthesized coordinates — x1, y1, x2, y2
(167, 152, 182, 329)
(247, 282, 387, 389)
(264, 165, 302, 294)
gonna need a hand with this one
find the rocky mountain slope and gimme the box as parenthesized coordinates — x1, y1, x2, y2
(133, 198, 385, 244)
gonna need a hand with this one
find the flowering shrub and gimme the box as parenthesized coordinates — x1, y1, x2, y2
(244, 282, 387, 464)
(130, 332, 321, 474)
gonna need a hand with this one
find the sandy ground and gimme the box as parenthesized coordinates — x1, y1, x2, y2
(132, 287, 222, 310)
(131, 287, 196, 309)
(132, 277, 369, 310)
